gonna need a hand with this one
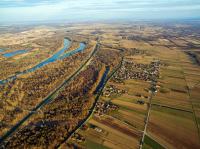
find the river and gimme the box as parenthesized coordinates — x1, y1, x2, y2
(0, 39, 86, 85)
(3, 50, 27, 58)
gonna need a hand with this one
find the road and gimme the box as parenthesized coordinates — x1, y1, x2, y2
(139, 82, 154, 149)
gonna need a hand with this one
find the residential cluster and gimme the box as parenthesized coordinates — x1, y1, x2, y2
(103, 85, 127, 97)
(94, 101, 119, 116)
(112, 60, 160, 83)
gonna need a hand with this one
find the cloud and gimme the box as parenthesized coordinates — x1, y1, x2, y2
(0, 0, 200, 23)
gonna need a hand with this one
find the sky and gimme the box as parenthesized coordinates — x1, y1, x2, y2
(0, 0, 200, 24)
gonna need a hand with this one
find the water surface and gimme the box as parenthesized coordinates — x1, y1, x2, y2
(3, 50, 27, 58)
(59, 42, 86, 60)
(24, 38, 71, 73)
(93, 66, 110, 94)
(0, 39, 86, 85)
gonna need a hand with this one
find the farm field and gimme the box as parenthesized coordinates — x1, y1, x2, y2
(144, 38, 200, 148)
(0, 22, 200, 148)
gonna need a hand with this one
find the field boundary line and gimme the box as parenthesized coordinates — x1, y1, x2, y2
(151, 103, 193, 113)
(180, 51, 200, 142)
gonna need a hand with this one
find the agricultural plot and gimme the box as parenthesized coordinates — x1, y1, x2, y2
(107, 80, 150, 131)
(152, 67, 192, 111)
(145, 39, 200, 149)
(66, 78, 149, 149)
(147, 105, 200, 149)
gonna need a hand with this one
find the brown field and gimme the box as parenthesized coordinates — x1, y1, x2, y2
(112, 99, 147, 112)
(148, 106, 200, 149)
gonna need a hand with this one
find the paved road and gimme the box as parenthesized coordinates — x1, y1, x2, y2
(140, 92, 153, 149)
(139, 82, 154, 149)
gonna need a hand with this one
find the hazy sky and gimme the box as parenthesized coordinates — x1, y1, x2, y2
(0, 0, 200, 23)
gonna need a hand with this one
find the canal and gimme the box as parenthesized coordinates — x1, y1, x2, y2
(93, 66, 110, 94)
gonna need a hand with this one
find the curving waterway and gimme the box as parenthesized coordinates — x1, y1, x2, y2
(59, 42, 86, 60)
(3, 50, 27, 58)
(0, 38, 86, 85)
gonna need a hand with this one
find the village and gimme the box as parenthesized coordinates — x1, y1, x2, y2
(112, 59, 160, 83)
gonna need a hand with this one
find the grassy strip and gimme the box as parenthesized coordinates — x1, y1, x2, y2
(143, 135, 165, 149)
(86, 139, 110, 149)
(151, 103, 192, 113)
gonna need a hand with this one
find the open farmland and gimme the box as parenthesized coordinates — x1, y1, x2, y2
(0, 22, 200, 149)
